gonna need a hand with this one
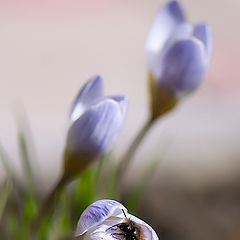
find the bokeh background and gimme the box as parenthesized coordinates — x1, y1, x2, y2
(0, 0, 240, 239)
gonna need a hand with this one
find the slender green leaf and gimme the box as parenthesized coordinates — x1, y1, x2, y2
(18, 132, 36, 196)
(0, 144, 19, 184)
(23, 194, 38, 222)
(6, 209, 20, 239)
(0, 180, 12, 220)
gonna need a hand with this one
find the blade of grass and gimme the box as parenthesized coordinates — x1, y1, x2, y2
(0, 143, 19, 185)
(51, 189, 71, 239)
(0, 179, 12, 220)
(6, 209, 20, 239)
(19, 193, 39, 239)
(15, 106, 39, 198)
(18, 131, 36, 197)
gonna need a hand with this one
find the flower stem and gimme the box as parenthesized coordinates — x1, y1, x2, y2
(117, 117, 155, 197)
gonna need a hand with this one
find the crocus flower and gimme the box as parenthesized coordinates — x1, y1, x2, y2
(146, 0, 212, 119)
(75, 199, 159, 240)
(63, 76, 128, 179)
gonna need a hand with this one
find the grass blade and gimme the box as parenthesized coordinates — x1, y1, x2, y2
(0, 180, 12, 220)
(18, 131, 36, 196)
(0, 144, 17, 182)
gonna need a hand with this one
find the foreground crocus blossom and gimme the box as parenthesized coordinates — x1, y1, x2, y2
(75, 199, 159, 240)
(146, 0, 212, 118)
(63, 76, 128, 179)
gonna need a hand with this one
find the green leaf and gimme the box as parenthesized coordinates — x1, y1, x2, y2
(0, 143, 19, 185)
(23, 194, 38, 222)
(18, 131, 36, 197)
(6, 209, 20, 239)
(0, 180, 12, 220)
(58, 189, 71, 236)
(37, 216, 52, 240)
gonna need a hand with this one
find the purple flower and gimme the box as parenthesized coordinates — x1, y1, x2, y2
(66, 76, 128, 158)
(146, 1, 212, 117)
(75, 199, 159, 240)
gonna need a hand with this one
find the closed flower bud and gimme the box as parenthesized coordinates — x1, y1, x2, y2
(63, 76, 128, 180)
(146, 0, 212, 119)
(75, 199, 159, 240)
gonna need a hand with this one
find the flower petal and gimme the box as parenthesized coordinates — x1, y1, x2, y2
(67, 98, 127, 156)
(146, 1, 189, 83)
(81, 218, 123, 240)
(75, 199, 127, 236)
(158, 38, 206, 97)
(193, 23, 213, 64)
(109, 95, 128, 120)
(70, 75, 103, 122)
(151, 21, 193, 80)
(128, 214, 159, 240)
(146, 0, 185, 72)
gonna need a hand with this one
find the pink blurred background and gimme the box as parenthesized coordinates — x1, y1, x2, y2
(0, 0, 240, 192)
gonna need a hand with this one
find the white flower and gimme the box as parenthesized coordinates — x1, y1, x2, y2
(75, 199, 159, 240)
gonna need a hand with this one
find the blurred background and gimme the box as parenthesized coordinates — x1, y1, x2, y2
(0, 0, 240, 239)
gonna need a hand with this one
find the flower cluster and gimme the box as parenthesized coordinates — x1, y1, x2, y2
(0, 1, 213, 239)
(61, 1, 213, 238)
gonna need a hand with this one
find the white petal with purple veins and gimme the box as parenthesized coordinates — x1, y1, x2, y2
(76, 200, 127, 236)
(81, 218, 123, 240)
(75, 199, 160, 240)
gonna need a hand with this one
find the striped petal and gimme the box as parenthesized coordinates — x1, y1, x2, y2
(157, 38, 206, 97)
(193, 23, 213, 64)
(75, 200, 160, 240)
(67, 98, 127, 156)
(109, 95, 128, 120)
(146, 0, 185, 74)
(70, 75, 103, 122)
(75, 199, 127, 236)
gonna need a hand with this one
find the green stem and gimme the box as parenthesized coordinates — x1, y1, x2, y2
(117, 117, 155, 197)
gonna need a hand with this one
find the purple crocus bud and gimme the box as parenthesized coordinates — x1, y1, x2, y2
(146, 0, 212, 119)
(63, 76, 128, 180)
(75, 199, 159, 240)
